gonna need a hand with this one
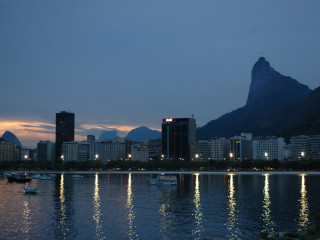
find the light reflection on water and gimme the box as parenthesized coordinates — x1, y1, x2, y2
(93, 173, 104, 240)
(21, 200, 31, 239)
(126, 173, 138, 239)
(1, 173, 320, 240)
(192, 173, 203, 239)
(58, 173, 67, 237)
(226, 174, 240, 240)
(298, 174, 309, 231)
(261, 174, 274, 237)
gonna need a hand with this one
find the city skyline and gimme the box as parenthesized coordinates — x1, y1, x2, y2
(1, 0, 320, 148)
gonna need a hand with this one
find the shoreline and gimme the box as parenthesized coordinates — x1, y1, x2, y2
(8, 170, 320, 175)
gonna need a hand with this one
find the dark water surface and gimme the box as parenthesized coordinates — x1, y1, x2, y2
(1, 173, 320, 240)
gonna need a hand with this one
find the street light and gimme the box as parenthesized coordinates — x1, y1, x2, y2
(229, 152, 233, 161)
(195, 154, 199, 160)
(301, 151, 305, 159)
(265, 152, 268, 160)
(61, 155, 64, 161)
(95, 154, 99, 160)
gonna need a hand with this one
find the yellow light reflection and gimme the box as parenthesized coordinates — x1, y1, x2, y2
(226, 174, 240, 240)
(298, 175, 309, 231)
(261, 174, 274, 237)
(93, 173, 104, 239)
(21, 200, 31, 239)
(59, 173, 67, 236)
(127, 173, 138, 239)
(159, 201, 172, 237)
(192, 174, 203, 238)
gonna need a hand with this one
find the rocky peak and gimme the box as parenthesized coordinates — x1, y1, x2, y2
(246, 57, 311, 109)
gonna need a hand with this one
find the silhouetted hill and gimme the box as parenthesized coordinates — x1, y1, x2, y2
(279, 86, 320, 137)
(98, 130, 118, 141)
(125, 126, 161, 142)
(197, 57, 313, 139)
(1, 131, 22, 147)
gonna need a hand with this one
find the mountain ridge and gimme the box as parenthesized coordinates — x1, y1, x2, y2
(197, 57, 316, 139)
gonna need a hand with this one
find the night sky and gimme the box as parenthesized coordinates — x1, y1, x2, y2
(1, 0, 320, 148)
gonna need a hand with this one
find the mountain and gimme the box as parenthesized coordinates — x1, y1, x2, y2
(98, 130, 118, 141)
(1, 131, 22, 147)
(197, 57, 313, 139)
(279, 86, 320, 137)
(125, 126, 161, 142)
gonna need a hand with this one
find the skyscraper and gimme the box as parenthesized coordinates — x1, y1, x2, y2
(56, 111, 75, 161)
(161, 117, 196, 161)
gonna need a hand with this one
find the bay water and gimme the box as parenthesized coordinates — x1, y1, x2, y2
(1, 172, 320, 239)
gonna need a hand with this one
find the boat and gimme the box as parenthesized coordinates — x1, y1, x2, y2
(147, 174, 178, 185)
(2, 172, 12, 178)
(7, 173, 32, 183)
(24, 186, 40, 194)
(32, 173, 42, 179)
(39, 174, 51, 180)
(72, 174, 84, 178)
(32, 173, 51, 180)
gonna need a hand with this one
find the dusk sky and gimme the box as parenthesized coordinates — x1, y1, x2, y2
(1, 0, 320, 148)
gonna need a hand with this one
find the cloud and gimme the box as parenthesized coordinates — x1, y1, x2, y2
(0, 120, 56, 148)
(0, 119, 157, 148)
(79, 123, 138, 132)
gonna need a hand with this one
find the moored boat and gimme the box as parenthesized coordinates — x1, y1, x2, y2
(24, 186, 40, 194)
(7, 173, 32, 183)
(147, 174, 178, 185)
(32, 173, 51, 180)
(72, 174, 84, 178)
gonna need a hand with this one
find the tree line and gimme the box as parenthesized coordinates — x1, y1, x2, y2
(1, 159, 320, 171)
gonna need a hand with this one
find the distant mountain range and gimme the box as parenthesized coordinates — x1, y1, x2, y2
(125, 126, 161, 142)
(98, 126, 161, 142)
(197, 57, 320, 139)
(98, 130, 118, 141)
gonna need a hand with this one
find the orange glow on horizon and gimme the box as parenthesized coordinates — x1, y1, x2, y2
(0, 120, 160, 148)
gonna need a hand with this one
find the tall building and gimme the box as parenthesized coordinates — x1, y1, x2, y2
(230, 133, 252, 162)
(161, 117, 196, 161)
(56, 111, 75, 161)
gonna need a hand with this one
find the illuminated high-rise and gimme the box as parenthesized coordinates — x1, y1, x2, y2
(161, 117, 196, 161)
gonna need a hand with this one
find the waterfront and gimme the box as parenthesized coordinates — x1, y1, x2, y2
(1, 172, 320, 239)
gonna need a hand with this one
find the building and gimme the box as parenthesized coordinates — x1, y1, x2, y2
(230, 133, 252, 162)
(62, 141, 90, 162)
(191, 140, 210, 161)
(309, 135, 320, 160)
(130, 139, 161, 162)
(252, 136, 285, 161)
(290, 135, 309, 161)
(37, 141, 55, 162)
(20, 148, 32, 161)
(94, 138, 127, 164)
(131, 144, 149, 162)
(0, 141, 19, 162)
(290, 135, 320, 160)
(56, 111, 75, 161)
(209, 137, 230, 161)
(161, 117, 196, 161)
(142, 139, 161, 161)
